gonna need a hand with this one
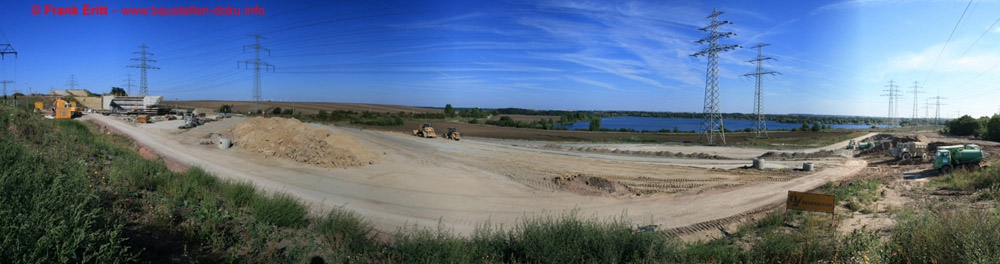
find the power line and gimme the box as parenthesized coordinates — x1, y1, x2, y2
(238, 34, 275, 113)
(923, 0, 973, 84)
(128, 44, 160, 97)
(743, 43, 779, 139)
(692, 9, 740, 145)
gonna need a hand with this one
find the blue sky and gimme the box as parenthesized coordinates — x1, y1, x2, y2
(1, 0, 999, 117)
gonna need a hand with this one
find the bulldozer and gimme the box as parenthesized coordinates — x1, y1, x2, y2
(443, 127, 461, 141)
(412, 123, 437, 138)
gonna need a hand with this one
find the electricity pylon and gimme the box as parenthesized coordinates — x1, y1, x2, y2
(692, 9, 740, 145)
(128, 44, 159, 97)
(239, 34, 274, 114)
(743, 43, 779, 138)
(881, 80, 902, 127)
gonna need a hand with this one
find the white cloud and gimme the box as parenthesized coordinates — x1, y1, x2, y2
(566, 75, 618, 90)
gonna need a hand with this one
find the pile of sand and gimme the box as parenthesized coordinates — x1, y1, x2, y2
(230, 117, 376, 168)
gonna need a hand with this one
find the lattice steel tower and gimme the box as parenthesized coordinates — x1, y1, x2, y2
(743, 43, 779, 138)
(692, 9, 740, 145)
(910, 81, 923, 120)
(881, 80, 902, 127)
(0, 43, 16, 104)
(128, 44, 159, 97)
(239, 34, 274, 114)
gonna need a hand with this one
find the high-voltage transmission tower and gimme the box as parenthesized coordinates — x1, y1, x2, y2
(692, 9, 740, 145)
(0, 43, 16, 104)
(123, 74, 134, 96)
(67, 74, 78, 89)
(909, 81, 923, 120)
(239, 34, 274, 114)
(743, 43, 779, 138)
(930, 95, 946, 126)
(881, 80, 902, 127)
(128, 44, 159, 97)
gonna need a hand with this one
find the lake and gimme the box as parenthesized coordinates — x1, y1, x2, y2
(556, 116, 882, 132)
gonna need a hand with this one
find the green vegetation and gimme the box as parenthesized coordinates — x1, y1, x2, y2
(947, 114, 982, 136)
(820, 177, 881, 213)
(9, 103, 1000, 262)
(986, 114, 1000, 142)
(944, 114, 1000, 144)
(110, 86, 127, 96)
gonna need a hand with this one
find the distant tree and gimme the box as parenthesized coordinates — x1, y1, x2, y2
(801, 123, 810, 131)
(110, 87, 127, 96)
(589, 118, 602, 131)
(283, 109, 294, 115)
(985, 114, 1000, 142)
(272, 107, 282, 115)
(12, 92, 24, 97)
(673, 126, 680, 133)
(317, 110, 329, 120)
(811, 122, 821, 132)
(444, 104, 454, 117)
(947, 115, 981, 137)
(468, 119, 478, 124)
(219, 104, 232, 113)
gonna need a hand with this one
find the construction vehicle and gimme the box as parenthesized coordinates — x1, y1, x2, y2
(856, 141, 876, 149)
(412, 123, 436, 138)
(933, 144, 985, 174)
(889, 142, 928, 160)
(443, 127, 461, 141)
(53, 98, 81, 119)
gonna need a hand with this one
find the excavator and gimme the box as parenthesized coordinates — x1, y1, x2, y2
(53, 98, 81, 119)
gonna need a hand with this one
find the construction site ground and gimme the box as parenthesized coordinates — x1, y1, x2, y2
(81, 112, 998, 241)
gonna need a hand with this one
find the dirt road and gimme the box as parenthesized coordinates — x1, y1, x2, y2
(83, 114, 867, 235)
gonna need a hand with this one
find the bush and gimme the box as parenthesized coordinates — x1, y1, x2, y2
(947, 115, 981, 136)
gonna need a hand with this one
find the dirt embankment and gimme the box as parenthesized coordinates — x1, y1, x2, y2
(231, 117, 377, 168)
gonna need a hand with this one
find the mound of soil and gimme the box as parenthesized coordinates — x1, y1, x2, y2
(552, 174, 633, 196)
(758, 150, 836, 160)
(230, 117, 376, 168)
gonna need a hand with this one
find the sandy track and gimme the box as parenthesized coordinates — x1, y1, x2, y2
(83, 114, 867, 235)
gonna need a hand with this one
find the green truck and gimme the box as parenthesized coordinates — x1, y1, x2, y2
(933, 144, 985, 174)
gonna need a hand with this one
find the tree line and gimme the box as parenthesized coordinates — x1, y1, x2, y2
(946, 114, 1000, 142)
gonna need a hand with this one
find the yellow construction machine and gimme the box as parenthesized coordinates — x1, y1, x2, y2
(412, 123, 437, 138)
(53, 98, 81, 119)
(443, 127, 461, 141)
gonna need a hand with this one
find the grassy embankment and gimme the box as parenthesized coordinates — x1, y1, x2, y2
(4, 103, 1000, 263)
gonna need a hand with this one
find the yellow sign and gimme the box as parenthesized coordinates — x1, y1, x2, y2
(787, 191, 835, 213)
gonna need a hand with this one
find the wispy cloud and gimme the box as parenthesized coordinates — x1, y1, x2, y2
(811, 0, 898, 15)
(566, 75, 618, 90)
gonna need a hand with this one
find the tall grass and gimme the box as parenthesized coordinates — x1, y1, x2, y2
(886, 208, 1000, 263)
(0, 108, 134, 263)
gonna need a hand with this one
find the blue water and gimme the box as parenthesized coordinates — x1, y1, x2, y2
(557, 117, 883, 132)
